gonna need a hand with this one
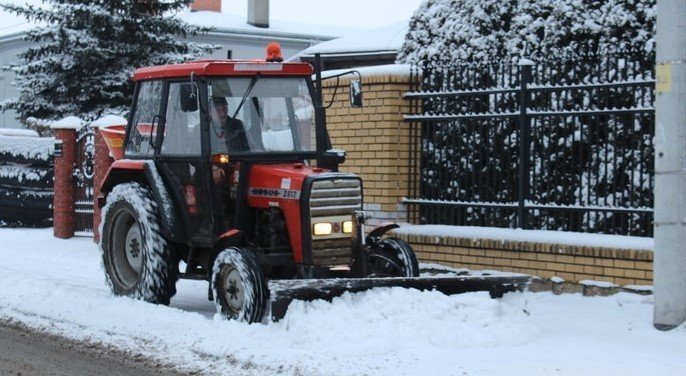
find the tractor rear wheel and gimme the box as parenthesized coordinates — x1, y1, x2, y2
(368, 237, 420, 277)
(212, 247, 268, 323)
(100, 182, 177, 304)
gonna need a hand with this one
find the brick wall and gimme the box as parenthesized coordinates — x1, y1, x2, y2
(393, 232, 653, 286)
(323, 73, 412, 224)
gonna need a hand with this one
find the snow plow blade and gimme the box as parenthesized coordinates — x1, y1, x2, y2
(268, 275, 531, 321)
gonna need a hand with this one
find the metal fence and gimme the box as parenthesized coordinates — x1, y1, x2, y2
(404, 51, 655, 237)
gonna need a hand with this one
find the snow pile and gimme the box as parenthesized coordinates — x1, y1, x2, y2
(398, 0, 655, 64)
(0, 228, 684, 375)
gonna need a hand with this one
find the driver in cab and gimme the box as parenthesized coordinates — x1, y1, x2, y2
(209, 96, 249, 152)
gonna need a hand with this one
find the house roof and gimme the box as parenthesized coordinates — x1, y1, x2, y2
(0, 4, 361, 43)
(297, 20, 409, 58)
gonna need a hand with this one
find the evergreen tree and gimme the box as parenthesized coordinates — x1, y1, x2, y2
(0, 0, 216, 124)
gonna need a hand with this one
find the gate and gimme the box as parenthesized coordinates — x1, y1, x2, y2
(73, 125, 95, 235)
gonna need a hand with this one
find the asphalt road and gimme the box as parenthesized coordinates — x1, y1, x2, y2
(0, 319, 190, 376)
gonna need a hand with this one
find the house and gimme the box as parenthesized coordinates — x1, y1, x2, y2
(0, 0, 360, 128)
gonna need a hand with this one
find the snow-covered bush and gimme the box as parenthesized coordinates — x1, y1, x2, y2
(397, 0, 655, 64)
(0, 0, 217, 124)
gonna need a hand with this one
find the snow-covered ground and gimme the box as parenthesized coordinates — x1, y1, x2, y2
(0, 227, 683, 375)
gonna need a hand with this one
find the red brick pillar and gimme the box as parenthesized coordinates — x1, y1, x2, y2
(92, 126, 113, 243)
(53, 128, 77, 238)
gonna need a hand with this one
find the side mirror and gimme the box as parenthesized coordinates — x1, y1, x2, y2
(180, 83, 198, 112)
(349, 80, 363, 108)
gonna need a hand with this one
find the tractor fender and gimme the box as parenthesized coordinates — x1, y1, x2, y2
(366, 223, 400, 245)
(99, 160, 185, 244)
(213, 229, 246, 254)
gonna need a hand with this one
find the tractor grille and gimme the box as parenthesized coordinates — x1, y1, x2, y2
(309, 177, 362, 266)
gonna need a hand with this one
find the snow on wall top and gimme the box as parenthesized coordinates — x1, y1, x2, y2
(298, 20, 409, 56)
(320, 64, 412, 80)
(395, 225, 654, 251)
(0, 128, 38, 137)
(50, 116, 85, 130)
(0, 134, 54, 160)
(90, 115, 127, 128)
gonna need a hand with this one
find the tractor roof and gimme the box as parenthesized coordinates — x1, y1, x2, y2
(133, 60, 313, 81)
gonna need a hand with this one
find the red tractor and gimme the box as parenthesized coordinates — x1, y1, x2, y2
(97, 46, 529, 323)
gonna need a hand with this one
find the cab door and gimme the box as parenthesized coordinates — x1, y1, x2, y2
(156, 81, 214, 247)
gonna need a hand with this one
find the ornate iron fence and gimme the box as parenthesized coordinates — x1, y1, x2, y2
(73, 125, 95, 235)
(404, 51, 655, 237)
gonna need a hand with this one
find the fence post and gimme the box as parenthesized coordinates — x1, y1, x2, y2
(517, 59, 534, 229)
(51, 127, 78, 239)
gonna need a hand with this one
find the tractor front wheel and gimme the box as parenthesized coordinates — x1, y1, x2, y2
(368, 237, 420, 277)
(212, 247, 268, 323)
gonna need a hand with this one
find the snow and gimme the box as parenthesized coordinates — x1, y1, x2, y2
(0, 227, 683, 375)
(580, 280, 619, 288)
(0, 134, 54, 161)
(49, 115, 85, 130)
(321, 64, 412, 79)
(298, 20, 410, 56)
(0, 128, 38, 137)
(395, 225, 654, 250)
(90, 114, 127, 128)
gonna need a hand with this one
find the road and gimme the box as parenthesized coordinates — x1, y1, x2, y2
(0, 319, 189, 376)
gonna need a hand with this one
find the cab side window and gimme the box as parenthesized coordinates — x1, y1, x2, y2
(126, 80, 163, 157)
(161, 83, 201, 155)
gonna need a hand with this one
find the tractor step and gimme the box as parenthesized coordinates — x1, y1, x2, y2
(268, 274, 531, 321)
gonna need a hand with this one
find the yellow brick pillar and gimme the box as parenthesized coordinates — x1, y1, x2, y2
(322, 72, 412, 225)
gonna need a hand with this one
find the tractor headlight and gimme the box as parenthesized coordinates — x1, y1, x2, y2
(342, 220, 353, 234)
(313, 222, 333, 236)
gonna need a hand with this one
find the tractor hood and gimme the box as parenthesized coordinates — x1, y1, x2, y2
(246, 163, 339, 206)
(247, 163, 361, 264)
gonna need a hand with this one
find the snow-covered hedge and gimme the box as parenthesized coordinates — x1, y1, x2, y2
(0, 134, 54, 227)
(398, 0, 655, 64)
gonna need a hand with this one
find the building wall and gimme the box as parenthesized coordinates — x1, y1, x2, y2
(0, 36, 28, 128)
(322, 72, 412, 225)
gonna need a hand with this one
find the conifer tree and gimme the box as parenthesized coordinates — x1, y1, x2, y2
(0, 0, 216, 124)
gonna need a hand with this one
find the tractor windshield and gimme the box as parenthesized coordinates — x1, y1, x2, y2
(207, 77, 316, 154)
